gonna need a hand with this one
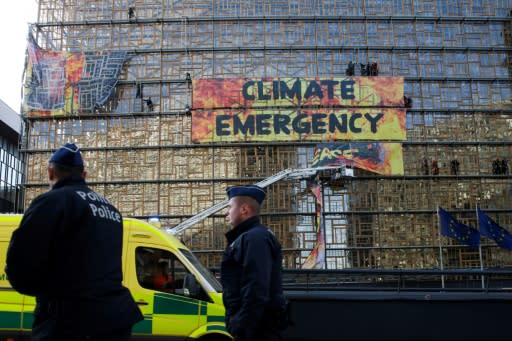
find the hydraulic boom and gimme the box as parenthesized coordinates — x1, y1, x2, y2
(168, 166, 345, 234)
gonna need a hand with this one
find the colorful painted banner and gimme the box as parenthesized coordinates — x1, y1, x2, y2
(23, 34, 128, 116)
(192, 108, 406, 143)
(193, 77, 404, 109)
(302, 182, 325, 269)
(312, 142, 404, 175)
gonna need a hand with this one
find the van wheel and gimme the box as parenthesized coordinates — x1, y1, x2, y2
(198, 334, 231, 341)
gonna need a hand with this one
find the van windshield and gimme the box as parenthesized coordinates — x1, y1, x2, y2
(179, 248, 222, 292)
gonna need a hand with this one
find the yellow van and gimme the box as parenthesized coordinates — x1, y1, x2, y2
(0, 214, 230, 341)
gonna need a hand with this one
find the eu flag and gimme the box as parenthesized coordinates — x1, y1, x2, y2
(438, 207, 480, 248)
(477, 208, 512, 250)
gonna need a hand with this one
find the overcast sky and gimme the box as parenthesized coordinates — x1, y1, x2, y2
(0, 0, 37, 113)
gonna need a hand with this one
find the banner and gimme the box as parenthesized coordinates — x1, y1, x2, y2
(23, 34, 128, 116)
(311, 142, 404, 175)
(302, 182, 325, 269)
(192, 108, 406, 143)
(193, 77, 404, 109)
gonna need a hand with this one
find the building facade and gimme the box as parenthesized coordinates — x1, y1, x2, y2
(0, 100, 23, 213)
(22, 0, 512, 269)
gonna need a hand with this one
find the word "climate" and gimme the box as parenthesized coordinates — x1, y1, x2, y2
(242, 79, 356, 101)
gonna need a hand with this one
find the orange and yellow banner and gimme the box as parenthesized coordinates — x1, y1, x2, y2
(312, 142, 404, 175)
(193, 77, 404, 109)
(192, 108, 406, 143)
(302, 182, 325, 269)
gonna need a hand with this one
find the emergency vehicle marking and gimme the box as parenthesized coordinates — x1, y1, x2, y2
(204, 304, 227, 332)
(207, 315, 225, 323)
(153, 293, 199, 315)
(132, 316, 152, 334)
(207, 325, 227, 332)
(0, 310, 35, 329)
(0, 311, 20, 328)
(22, 313, 34, 329)
(132, 294, 227, 336)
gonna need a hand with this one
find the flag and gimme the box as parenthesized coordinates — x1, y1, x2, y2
(477, 208, 512, 250)
(438, 207, 480, 248)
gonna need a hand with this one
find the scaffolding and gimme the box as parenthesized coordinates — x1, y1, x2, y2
(21, 0, 512, 269)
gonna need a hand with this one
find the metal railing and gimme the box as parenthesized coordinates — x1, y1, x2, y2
(280, 268, 512, 292)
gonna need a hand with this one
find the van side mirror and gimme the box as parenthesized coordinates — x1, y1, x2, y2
(183, 273, 199, 297)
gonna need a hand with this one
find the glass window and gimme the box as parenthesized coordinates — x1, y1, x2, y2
(180, 248, 222, 292)
(135, 246, 209, 299)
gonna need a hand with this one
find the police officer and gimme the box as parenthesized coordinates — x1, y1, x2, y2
(6, 143, 143, 340)
(221, 185, 287, 341)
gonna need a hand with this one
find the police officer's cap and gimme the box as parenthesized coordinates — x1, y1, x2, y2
(226, 185, 266, 204)
(49, 143, 84, 167)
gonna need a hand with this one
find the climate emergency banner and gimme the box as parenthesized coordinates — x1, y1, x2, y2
(192, 108, 406, 143)
(193, 77, 404, 108)
(311, 142, 404, 175)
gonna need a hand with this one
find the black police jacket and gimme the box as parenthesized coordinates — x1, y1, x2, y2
(221, 216, 286, 339)
(6, 174, 143, 335)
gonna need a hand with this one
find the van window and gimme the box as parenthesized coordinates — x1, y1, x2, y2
(180, 248, 222, 293)
(135, 246, 192, 296)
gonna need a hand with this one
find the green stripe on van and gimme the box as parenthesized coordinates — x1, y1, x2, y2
(0, 311, 20, 328)
(153, 294, 198, 315)
(207, 315, 225, 323)
(132, 317, 152, 334)
(200, 301, 207, 315)
(22, 312, 34, 329)
(207, 325, 227, 332)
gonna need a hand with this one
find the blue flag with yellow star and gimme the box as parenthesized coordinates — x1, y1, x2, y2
(438, 207, 480, 248)
(477, 208, 512, 250)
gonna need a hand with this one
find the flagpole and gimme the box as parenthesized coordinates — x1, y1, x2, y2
(476, 205, 485, 289)
(437, 206, 445, 289)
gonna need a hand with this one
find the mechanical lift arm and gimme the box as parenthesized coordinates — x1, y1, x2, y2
(168, 166, 344, 234)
